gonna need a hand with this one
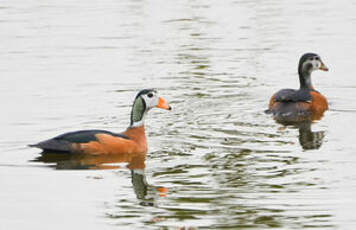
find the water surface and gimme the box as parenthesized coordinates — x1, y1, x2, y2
(1, 0, 356, 229)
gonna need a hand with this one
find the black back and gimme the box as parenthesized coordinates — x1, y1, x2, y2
(53, 129, 129, 143)
(31, 130, 129, 153)
(273, 88, 312, 103)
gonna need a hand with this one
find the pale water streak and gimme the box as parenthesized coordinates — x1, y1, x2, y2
(1, 0, 356, 229)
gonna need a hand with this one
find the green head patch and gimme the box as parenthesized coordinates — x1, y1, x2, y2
(130, 97, 146, 125)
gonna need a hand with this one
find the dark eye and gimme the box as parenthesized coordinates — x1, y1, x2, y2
(147, 93, 153, 98)
(315, 56, 320, 60)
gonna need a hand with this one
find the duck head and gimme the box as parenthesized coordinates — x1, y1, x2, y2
(130, 89, 171, 127)
(298, 53, 328, 89)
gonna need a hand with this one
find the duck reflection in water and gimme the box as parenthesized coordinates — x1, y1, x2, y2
(297, 121, 325, 150)
(33, 151, 167, 206)
(271, 119, 326, 150)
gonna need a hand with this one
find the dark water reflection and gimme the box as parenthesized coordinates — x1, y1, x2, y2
(268, 120, 326, 150)
(298, 121, 325, 150)
(33, 152, 167, 207)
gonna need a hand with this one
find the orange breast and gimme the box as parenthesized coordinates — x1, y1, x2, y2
(310, 91, 328, 120)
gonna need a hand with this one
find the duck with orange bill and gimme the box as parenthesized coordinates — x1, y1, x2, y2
(30, 89, 171, 155)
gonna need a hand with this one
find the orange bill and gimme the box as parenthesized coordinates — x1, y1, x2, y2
(156, 97, 171, 110)
(319, 62, 329, 71)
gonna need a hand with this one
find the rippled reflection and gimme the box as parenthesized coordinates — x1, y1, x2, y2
(268, 116, 326, 150)
(33, 152, 167, 206)
(298, 121, 325, 150)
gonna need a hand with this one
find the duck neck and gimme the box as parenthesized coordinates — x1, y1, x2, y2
(130, 107, 147, 127)
(130, 97, 147, 128)
(299, 68, 313, 90)
(125, 125, 146, 140)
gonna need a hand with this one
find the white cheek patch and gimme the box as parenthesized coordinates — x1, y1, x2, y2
(152, 96, 159, 108)
(143, 94, 159, 109)
(311, 60, 320, 70)
(303, 60, 320, 71)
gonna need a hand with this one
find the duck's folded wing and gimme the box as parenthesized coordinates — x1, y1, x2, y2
(54, 130, 129, 142)
(30, 130, 129, 152)
(273, 89, 311, 102)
